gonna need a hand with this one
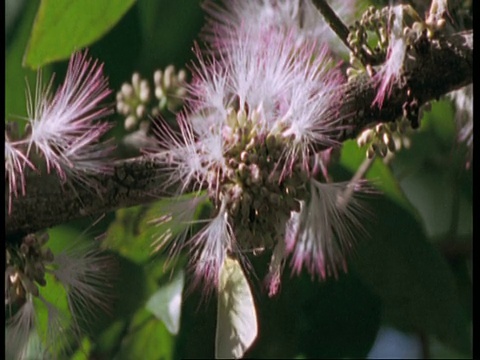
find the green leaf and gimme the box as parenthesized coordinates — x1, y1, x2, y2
(429, 335, 473, 359)
(103, 205, 154, 264)
(145, 269, 185, 335)
(352, 196, 471, 354)
(103, 194, 208, 264)
(91, 319, 128, 357)
(420, 100, 456, 147)
(47, 225, 85, 253)
(33, 272, 74, 356)
(6, 0, 49, 128)
(389, 100, 472, 238)
(216, 257, 258, 359)
(24, 0, 136, 69)
(71, 337, 92, 360)
(116, 308, 175, 360)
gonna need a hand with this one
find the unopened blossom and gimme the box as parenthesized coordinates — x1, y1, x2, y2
(202, 0, 357, 55)
(151, 26, 367, 295)
(5, 232, 113, 359)
(26, 50, 113, 185)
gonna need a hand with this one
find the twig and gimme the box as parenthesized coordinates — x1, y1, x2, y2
(310, 0, 351, 50)
(6, 156, 176, 238)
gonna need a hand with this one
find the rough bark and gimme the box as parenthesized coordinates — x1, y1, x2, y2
(6, 30, 473, 238)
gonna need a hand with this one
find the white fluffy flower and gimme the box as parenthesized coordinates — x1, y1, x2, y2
(202, 0, 357, 55)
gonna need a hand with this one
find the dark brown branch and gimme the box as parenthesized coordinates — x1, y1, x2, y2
(6, 30, 472, 238)
(6, 157, 174, 238)
(332, 30, 472, 140)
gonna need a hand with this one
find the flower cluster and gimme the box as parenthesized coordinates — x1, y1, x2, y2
(150, 0, 368, 296)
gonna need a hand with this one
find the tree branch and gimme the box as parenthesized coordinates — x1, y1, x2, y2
(6, 30, 472, 238)
(333, 30, 472, 140)
(6, 157, 174, 239)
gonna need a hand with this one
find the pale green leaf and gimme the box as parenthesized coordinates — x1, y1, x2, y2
(145, 269, 185, 335)
(216, 257, 258, 359)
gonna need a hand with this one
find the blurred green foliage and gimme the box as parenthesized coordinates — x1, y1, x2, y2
(5, 0, 472, 359)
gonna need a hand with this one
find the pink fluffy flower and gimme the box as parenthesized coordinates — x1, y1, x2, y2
(5, 137, 35, 214)
(26, 50, 114, 185)
(151, 24, 367, 294)
(285, 180, 368, 280)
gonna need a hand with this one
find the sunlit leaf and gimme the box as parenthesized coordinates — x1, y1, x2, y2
(146, 269, 185, 335)
(216, 257, 258, 359)
(24, 0, 136, 68)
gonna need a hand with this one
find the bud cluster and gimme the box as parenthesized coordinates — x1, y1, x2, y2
(348, 6, 390, 64)
(346, 6, 391, 82)
(211, 106, 310, 253)
(5, 232, 53, 305)
(154, 66, 188, 114)
(117, 73, 151, 131)
(357, 117, 413, 158)
(116, 66, 187, 132)
(346, 4, 445, 83)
